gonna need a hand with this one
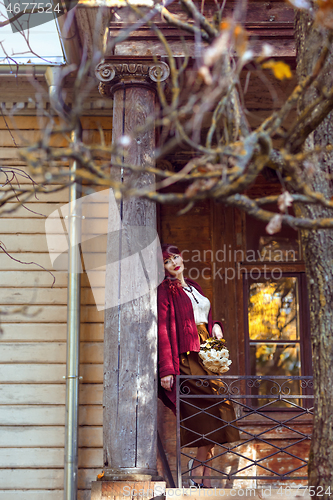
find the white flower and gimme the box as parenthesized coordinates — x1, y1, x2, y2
(220, 366, 230, 373)
(266, 214, 283, 235)
(199, 344, 232, 374)
(198, 65, 213, 86)
(240, 50, 254, 64)
(278, 191, 293, 212)
(261, 44, 274, 58)
(220, 358, 230, 366)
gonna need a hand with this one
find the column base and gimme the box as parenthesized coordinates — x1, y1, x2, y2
(91, 480, 166, 500)
(101, 467, 162, 481)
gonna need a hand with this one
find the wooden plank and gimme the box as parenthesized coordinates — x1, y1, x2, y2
(0, 130, 67, 148)
(0, 342, 103, 363)
(4, 189, 69, 204)
(0, 271, 103, 289)
(0, 252, 53, 270)
(0, 427, 102, 448)
(0, 304, 101, 324)
(0, 363, 66, 382)
(0, 426, 66, 447)
(0, 166, 112, 187)
(0, 384, 66, 405)
(80, 306, 105, 323)
(0, 492, 64, 500)
(0, 165, 68, 186)
(0, 491, 90, 500)
(1, 203, 108, 219)
(0, 447, 102, 468)
(0, 218, 108, 234)
(0, 405, 102, 426)
(110, 1, 295, 25)
(0, 468, 101, 489)
(0, 384, 102, 405)
(114, 39, 295, 58)
(0, 271, 68, 288)
(0, 147, 23, 160)
(234, 209, 247, 377)
(0, 233, 51, 253)
(0, 363, 103, 383)
(0, 489, 91, 500)
(0, 116, 112, 130)
(0, 287, 67, 305)
(0, 203, 61, 218)
(0, 305, 67, 322)
(0, 130, 111, 147)
(0, 286, 105, 306)
(1, 202, 107, 218)
(0, 322, 104, 342)
(0, 286, 104, 307)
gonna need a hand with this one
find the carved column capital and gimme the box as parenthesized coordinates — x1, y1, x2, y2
(95, 59, 170, 97)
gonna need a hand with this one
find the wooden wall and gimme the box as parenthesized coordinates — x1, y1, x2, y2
(0, 114, 111, 500)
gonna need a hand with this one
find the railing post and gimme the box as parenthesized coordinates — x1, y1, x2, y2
(176, 375, 182, 488)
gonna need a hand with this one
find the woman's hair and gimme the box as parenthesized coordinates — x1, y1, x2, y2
(161, 243, 181, 261)
(161, 243, 183, 294)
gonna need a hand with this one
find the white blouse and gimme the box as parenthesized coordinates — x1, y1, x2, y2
(183, 284, 210, 324)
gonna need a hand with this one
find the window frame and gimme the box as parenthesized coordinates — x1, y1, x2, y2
(242, 270, 312, 410)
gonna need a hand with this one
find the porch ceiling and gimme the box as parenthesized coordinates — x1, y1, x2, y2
(74, 0, 296, 60)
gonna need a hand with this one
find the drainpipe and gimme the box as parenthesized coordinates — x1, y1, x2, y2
(45, 66, 82, 500)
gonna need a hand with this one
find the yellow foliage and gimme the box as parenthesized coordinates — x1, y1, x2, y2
(248, 280, 297, 342)
(262, 60, 292, 80)
(220, 19, 230, 30)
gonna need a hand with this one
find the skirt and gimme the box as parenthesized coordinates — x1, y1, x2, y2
(179, 324, 240, 447)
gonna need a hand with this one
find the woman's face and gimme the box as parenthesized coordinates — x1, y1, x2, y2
(164, 253, 184, 279)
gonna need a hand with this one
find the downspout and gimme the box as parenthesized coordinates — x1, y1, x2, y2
(45, 66, 82, 500)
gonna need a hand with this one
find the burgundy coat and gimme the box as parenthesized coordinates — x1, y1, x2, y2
(157, 278, 223, 414)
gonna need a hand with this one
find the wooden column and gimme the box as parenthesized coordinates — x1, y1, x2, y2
(95, 59, 170, 481)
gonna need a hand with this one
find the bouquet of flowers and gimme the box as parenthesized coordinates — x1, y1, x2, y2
(199, 338, 232, 374)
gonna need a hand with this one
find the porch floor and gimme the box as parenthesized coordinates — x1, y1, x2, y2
(165, 487, 311, 499)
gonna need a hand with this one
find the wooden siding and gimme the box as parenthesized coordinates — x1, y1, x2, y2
(0, 115, 111, 499)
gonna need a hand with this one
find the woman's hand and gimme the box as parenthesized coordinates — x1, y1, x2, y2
(161, 375, 174, 391)
(212, 323, 223, 340)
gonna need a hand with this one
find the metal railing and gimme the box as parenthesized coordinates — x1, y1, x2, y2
(176, 375, 313, 488)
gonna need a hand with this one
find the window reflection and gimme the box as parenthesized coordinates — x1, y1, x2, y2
(247, 278, 301, 407)
(248, 278, 299, 342)
(250, 343, 301, 377)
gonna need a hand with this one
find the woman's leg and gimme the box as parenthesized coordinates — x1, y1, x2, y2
(193, 445, 214, 487)
(203, 448, 214, 487)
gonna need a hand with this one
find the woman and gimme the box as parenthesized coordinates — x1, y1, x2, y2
(158, 244, 239, 488)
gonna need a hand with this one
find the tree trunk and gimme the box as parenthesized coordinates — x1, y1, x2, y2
(295, 10, 333, 496)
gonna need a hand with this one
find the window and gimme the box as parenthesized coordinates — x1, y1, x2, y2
(243, 272, 311, 407)
(242, 210, 312, 408)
